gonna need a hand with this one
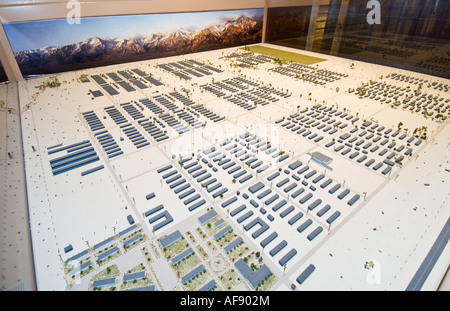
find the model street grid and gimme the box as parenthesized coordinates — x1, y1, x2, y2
(6, 43, 450, 291)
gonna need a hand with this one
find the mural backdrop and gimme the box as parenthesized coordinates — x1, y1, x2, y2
(4, 9, 264, 78)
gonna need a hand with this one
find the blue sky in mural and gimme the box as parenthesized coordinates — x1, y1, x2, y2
(4, 9, 263, 53)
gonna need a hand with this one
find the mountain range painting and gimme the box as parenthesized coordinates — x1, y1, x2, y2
(4, 9, 264, 78)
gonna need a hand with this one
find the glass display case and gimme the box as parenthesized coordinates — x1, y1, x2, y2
(267, 0, 450, 79)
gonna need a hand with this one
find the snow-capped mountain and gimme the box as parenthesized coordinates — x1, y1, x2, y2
(15, 15, 263, 76)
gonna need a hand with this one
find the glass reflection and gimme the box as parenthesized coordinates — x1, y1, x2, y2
(267, 0, 450, 79)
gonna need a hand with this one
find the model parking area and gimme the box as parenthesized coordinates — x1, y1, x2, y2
(14, 44, 450, 291)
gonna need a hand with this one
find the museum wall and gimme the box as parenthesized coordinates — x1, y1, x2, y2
(0, 0, 330, 23)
